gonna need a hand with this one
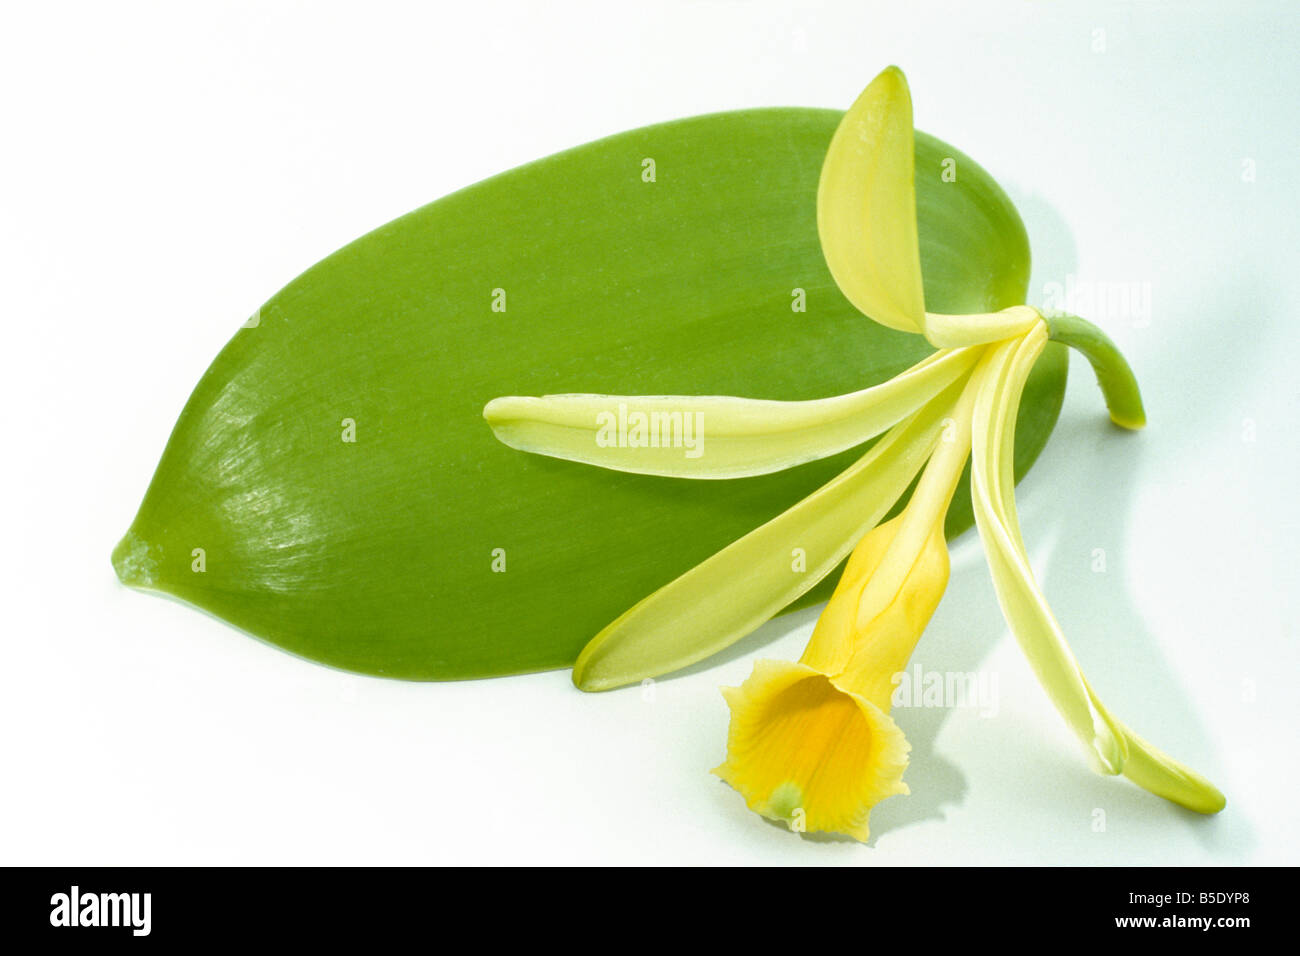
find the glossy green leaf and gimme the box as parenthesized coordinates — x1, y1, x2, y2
(114, 107, 1065, 679)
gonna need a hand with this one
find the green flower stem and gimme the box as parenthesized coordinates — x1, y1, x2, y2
(1046, 314, 1147, 430)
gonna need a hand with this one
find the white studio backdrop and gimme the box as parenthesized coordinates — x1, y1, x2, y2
(1, 1, 1297, 864)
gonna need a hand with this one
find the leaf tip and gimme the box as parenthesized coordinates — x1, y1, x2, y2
(111, 529, 159, 590)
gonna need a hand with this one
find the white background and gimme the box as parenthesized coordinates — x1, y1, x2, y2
(3, 1, 1297, 865)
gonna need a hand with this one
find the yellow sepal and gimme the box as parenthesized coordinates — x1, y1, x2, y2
(817, 66, 927, 334)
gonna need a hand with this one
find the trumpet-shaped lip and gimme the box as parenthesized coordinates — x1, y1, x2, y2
(713, 659, 910, 842)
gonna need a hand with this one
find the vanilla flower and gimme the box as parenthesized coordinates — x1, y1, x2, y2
(484, 67, 1224, 839)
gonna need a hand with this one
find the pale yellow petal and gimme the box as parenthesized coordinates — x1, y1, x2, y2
(799, 350, 987, 700)
(483, 347, 977, 478)
(923, 305, 1042, 349)
(971, 330, 1127, 773)
(800, 515, 949, 709)
(972, 325, 1224, 812)
(572, 381, 965, 691)
(817, 66, 926, 334)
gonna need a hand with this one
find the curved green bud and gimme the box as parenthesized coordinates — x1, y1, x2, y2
(1047, 314, 1147, 430)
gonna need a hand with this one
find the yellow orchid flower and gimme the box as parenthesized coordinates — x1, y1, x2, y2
(715, 356, 981, 838)
(483, 66, 1224, 840)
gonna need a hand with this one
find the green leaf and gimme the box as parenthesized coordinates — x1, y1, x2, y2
(113, 107, 1064, 679)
